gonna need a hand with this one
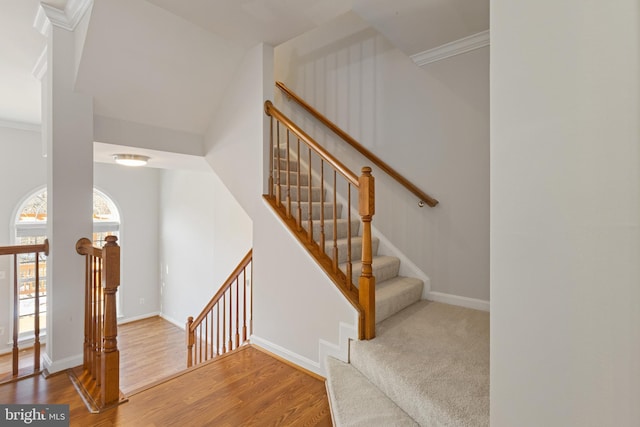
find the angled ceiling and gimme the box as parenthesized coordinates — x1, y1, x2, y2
(353, 0, 489, 56)
(74, 0, 360, 135)
(0, 0, 489, 137)
(144, 0, 355, 49)
(0, 0, 45, 126)
(75, 0, 247, 135)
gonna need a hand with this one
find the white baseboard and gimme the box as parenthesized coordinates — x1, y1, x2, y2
(427, 291, 490, 312)
(118, 311, 161, 325)
(318, 321, 358, 374)
(250, 335, 322, 377)
(42, 352, 83, 375)
(252, 318, 358, 378)
(159, 313, 186, 330)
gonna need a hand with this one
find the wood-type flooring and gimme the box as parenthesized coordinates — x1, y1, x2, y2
(0, 316, 332, 426)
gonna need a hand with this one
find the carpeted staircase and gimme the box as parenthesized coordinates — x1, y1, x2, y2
(274, 148, 424, 322)
(274, 147, 490, 426)
(327, 301, 490, 426)
(275, 147, 425, 324)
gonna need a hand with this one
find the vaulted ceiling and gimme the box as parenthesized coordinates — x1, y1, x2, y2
(0, 0, 488, 135)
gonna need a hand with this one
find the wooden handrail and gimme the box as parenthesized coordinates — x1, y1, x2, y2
(0, 240, 48, 384)
(75, 238, 102, 257)
(187, 249, 253, 367)
(264, 102, 377, 339)
(276, 81, 439, 208)
(0, 240, 49, 256)
(191, 249, 252, 327)
(265, 101, 359, 186)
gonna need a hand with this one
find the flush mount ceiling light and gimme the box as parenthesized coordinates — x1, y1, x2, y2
(113, 154, 150, 167)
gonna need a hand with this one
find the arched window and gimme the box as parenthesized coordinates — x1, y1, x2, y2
(14, 188, 121, 336)
(92, 189, 120, 247)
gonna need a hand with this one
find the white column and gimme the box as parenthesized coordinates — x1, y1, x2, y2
(36, 2, 93, 374)
(491, 0, 640, 425)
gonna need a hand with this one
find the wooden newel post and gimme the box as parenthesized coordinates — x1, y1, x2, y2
(101, 235, 120, 407)
(186, 317, 194, 368)
(358, 167, 376, 340)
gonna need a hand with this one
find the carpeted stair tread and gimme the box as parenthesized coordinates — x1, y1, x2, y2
(276, 158, 300, 171)
(303, 218, 361, 241)
(375, 277, 423, 323)
(344, 255, 401, 284)
(278, 186, 323, 202)
(325, 357, 419, 427)
(278, 170, 309, 186)
(350, 301, 490, 427)
(293, 202, 342, 221)
(325, 237, 380, 264)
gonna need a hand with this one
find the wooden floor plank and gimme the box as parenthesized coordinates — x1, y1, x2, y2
(0, 317, 332, 426)
(118, 316, 187, 394)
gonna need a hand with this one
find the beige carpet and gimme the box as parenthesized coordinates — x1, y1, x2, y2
(326, 357, 419, 427)
(346, 300, 490, 426)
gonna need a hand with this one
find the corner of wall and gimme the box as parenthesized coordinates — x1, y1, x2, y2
(251, 317, 358, 378)
(318, 320, 358, 373)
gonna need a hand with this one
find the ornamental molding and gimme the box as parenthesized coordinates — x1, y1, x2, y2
(411, 30, 490, 67)
(34, 0, 92, 33)
(32, 47, 48, 80)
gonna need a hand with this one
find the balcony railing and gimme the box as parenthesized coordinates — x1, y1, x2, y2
(0, 240, 49, 383)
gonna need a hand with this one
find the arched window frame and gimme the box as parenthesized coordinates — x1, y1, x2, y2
(11, 187, 121, 338)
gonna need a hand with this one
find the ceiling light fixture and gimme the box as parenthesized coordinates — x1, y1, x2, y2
(113, 154, 150, 167)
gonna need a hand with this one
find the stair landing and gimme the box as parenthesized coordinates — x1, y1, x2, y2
(327, 300, 490, 426)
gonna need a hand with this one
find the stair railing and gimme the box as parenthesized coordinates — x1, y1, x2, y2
(186, 249, 253, 368)
(75, 235, 121, 409)
(264, 101, 376, 340)
(0, 240, 48, 383)
(276, 81, 438, 208)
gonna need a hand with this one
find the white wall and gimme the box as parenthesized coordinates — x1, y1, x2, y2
(0, 125, 163, 353)
(203, 43, 357, 375)
(0, 126, 46, 352)
(94, 115, 204, 157)
(94, 162, 161, 322)
(158, 168, 252, 328)
(491, 1, 640, 425)
(274, 12, 490, 303)
(204, 44, 268, 217)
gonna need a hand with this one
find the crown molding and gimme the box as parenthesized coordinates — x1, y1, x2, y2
(411, 30, 490, 67)
(39, 4, 70, 31)
(34, 0, 92, 33)
(32, 47, 48, 81)
(0, 119, 41, 132)
(33, 5, 52, 36)
(65, 0, 93, 29)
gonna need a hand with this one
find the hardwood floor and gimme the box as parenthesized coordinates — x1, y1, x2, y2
(118, 316, 187, 394)
(0, 317, 333, 426)
(0, 316, 186, 391)
(0, 344, 43, 383)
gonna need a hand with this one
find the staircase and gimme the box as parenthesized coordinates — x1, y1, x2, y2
(274, 146, 490, 427)
(327, 300, 490, 427)
(272, 145, 424, 325)
(265, 84, 489, 426)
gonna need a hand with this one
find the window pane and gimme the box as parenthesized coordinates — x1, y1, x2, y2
(93, 231, 119, 248)
(17, 235, 47, 334)
(17, 189, 47, 223)
(14, 188, 120, 335)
